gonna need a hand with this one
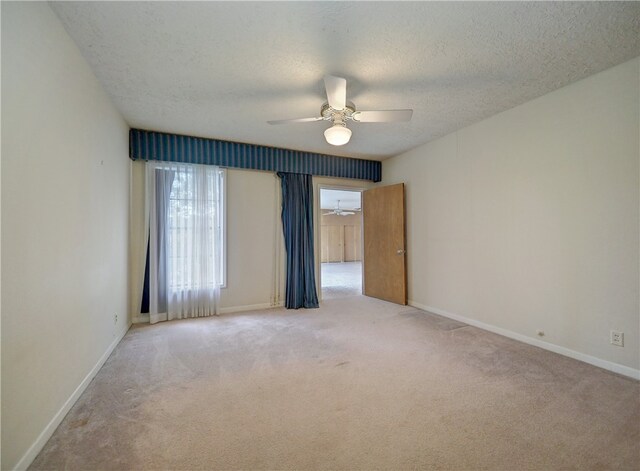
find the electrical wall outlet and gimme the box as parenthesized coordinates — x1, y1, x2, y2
(610, 330, 624, 347)
(114, 313, 118, 324)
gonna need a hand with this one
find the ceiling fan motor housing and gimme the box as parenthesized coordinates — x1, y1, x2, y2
(321, 102, 356, 123)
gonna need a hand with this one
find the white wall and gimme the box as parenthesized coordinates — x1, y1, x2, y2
(222, 168, 284, 310)
(382, 58, 640, 375)
(1, 3, 130, 469)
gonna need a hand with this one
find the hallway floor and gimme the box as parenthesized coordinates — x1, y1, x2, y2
(321, 261, 362, 299)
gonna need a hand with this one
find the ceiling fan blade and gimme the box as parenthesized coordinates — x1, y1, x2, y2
(323, 211, 336, 216)
(324, 75, 347, 110)
(267, 117, 323, 125)
(341, 212, 355, 215)
(352, 109, 413, 123)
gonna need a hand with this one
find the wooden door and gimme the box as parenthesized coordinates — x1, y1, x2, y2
(344, 225, 362, 262)
(363, 183, 407, 305)
(327, 225, 343, 262)
(320, 226, 330, 263)
(321, 225, 343, 262)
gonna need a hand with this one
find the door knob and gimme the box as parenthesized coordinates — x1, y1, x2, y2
(396, 249, 406, 254)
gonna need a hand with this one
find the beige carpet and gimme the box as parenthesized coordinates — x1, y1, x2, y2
(30, 296, 639, 470)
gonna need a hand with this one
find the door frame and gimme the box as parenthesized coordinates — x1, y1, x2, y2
(315, 184, 366, 302)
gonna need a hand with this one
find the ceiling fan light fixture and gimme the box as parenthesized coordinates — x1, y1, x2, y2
(324, 123, 352, 146)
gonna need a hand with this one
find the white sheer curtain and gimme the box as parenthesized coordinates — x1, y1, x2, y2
(146, 162, 223, 324)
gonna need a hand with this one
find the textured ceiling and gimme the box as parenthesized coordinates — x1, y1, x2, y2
(51, 2, 640, 161)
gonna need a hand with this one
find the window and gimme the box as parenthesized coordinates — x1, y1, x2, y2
(146, 162, 225, 322)
(165, 165, 226, 289)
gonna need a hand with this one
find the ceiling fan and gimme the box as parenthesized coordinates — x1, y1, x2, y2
(323, 200, 359, 216)
(267, 75, 413, 146)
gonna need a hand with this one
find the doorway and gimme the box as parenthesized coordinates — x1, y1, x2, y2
(319, 188, 363, 299)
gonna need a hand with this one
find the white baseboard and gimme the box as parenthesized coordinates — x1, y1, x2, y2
(218, 302, 283, 315)
(408, 300, 640, 381)
(132, 313, 149, 324)
(13, 323, 131, 471)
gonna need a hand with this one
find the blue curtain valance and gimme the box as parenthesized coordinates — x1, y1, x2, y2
(129, 128, 381, 182)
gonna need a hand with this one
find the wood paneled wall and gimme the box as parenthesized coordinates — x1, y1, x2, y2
(320, 213, 362, 263)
